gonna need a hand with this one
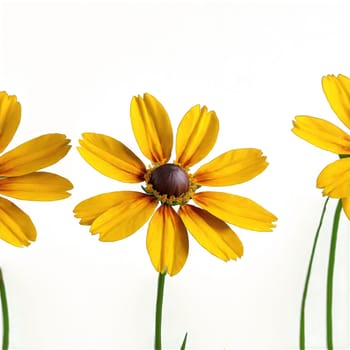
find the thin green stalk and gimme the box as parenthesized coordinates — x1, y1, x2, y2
(300, 197, 329, 350)
(155, 272, 166, 350)
(180, 332, 188, 350)
(0, 268, 9, 350)
(326, 199, 342, 349)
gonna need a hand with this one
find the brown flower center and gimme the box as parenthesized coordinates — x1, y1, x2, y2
(150, 164, 189, 197)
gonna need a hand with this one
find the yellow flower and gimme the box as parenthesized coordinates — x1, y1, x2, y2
(0, 92, 72, 247)
(292, 74, 350, 219)
(74, 93, 277, 276)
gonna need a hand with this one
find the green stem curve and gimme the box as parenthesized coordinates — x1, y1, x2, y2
(326, 199, 342, 349)
(0, 268, 9, 350)
(155, 272, 166, 350)
(300, 197, 329, 350)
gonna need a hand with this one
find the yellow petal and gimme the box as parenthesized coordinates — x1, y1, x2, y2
(74, 191, 139, 225)
(178, 204, 243, 261)
(147, 205, 188, 276)
(0, 197, 36, 247)
(0, 172, 73, 201)
(0, 134, 71, 176)
(193, 191, 277, 232)
(130, 93, 173, 163)
(322, 74, 350, 129)
(193, 149, 268, 186)
(176, 105, 219, 168)
(90, 192, 157, 241)
(341, 197, 350, 220)
(78, 133, 146, 183)
(292, 116, 350, 154)
(317, 158, 350, 197)
(0, 92, 21, 153)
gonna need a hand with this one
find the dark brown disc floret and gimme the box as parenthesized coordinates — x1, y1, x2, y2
(150, 164, 189, 197)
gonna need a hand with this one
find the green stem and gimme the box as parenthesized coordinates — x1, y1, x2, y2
(180, 332, 188, 350)
(155, 272, 166, 350)
(300, 197, 329, 350)
(326, 199, 342, 349)
(0, 269, 9, 350)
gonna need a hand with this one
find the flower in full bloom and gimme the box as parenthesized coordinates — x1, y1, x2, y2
(292, 74, 350, 219)
(74, 93, 277, 275)
(0, 92, 72, 247)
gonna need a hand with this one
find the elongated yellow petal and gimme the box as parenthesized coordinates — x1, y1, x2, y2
(130, 93, 173, 163)
(322, 74, 350, 129)
(74, 191, 141, 225)
(179, 204, 243, 261)
(317, 158, 350, 198)
(78, 133, 146, 183)
(292, 116, 350, 154)
(341, 197, 350, 221)
(0, 172, 73, 201)
(0, 134, 70, 176)
(90, 192, 157, 241)
(193, 191, 277, 232)
(0, 197, 36, 247)
(0, 92, 21, 153)
(176, 105, 219, 168)
(193, 149, 268, 186)
(147, 205, 188, 276)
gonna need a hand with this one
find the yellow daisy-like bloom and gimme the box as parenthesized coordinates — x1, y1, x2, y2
(292, 74, 350, 219)
(74, 93, 277, 276)
(0, 92, 72, 247)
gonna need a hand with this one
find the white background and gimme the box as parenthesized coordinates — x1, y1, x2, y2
(0, 0, 349, 349)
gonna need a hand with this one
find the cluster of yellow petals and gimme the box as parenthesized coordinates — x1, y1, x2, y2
(5, 74, 349, 276)
(74, 93, 277, 276)
(0, 92, 72, 247)
(292, 74, 350, 219)
(0, 89, 278, 276)
(2, 73, 348, 276)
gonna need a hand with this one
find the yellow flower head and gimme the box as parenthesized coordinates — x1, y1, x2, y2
(0, 92, 73, 247)
(74, 93, 277, 276)
(292, 74, 350, 219)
